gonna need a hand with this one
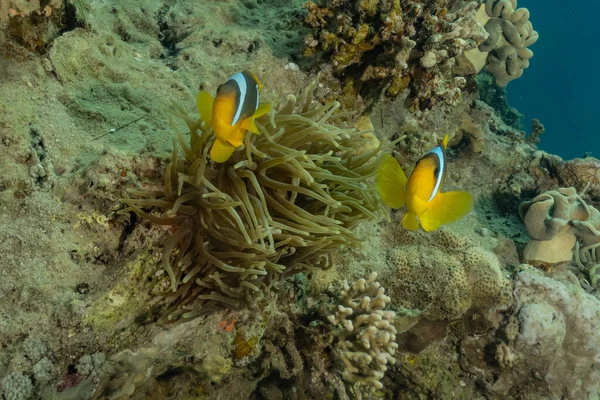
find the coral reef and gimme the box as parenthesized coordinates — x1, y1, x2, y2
(121, 78, 385, 321)
(303, 0, 487, 110)
(1, 0, 598, 398)
(519, 187, 600, 268)
(464, 0, 539, 85)
(328, 272, 397, 394)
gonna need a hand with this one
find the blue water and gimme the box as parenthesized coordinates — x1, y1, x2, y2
(507, 0, 600, 160)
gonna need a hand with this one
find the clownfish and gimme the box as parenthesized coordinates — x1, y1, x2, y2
(196, 70, 272, 163)
(376, 135, 473, 231)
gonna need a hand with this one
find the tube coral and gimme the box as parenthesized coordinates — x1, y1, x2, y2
(120, 77, 385, 322)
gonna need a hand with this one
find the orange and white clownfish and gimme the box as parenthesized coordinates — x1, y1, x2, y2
(196, 70, 272, 163)
(376, 135, 473, 231)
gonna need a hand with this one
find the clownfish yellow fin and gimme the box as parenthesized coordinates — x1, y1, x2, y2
(197, 91, 214, 126)
(419, 190, 473, 232)
(246, 70, 264, 91)
(376, 154, 408, 209)
(210, 139, 236, 163)
(402, 211, 419, 231)
(241, 102, 272, 134)
(442, 134, 449, 150)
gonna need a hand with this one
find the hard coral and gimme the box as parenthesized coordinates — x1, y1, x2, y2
(555, 157, 600, 202)
(328, 272, 397, 394)
(121, 78, 385, 322)
(384, 228, 512, 321)
(303, 0, 487, 111)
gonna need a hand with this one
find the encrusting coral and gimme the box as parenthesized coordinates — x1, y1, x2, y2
(462, 0, 538, 85)
(384, 227, 513, 321)
(303, 0, 487, 110)
(328, 272, 397, 395)
(519, 187, 600, 269)
(120, 77, 385, 322)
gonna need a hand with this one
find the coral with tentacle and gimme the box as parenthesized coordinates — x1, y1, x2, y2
(120, 78, 385, 322)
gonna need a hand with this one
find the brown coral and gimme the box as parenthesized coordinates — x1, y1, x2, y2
(519, 187, 600, 268)
(463, 0, 538, 85)
(120, 78, 385, 322)
(555, 157, 600, 202)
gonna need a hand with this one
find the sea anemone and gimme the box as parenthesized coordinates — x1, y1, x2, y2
(120, 77, 385, 322)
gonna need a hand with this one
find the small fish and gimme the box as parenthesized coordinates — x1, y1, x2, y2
(376, 135, 473, 231)
(196, 70, 272, 163)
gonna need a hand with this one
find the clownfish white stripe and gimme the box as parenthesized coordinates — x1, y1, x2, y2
(427, 146, 445, 202)
(255, 83, 259, 110)
(230, 72, 247, 126)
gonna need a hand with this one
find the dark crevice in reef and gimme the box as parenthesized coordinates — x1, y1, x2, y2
(476, 71, 523, 130)
(117, 212, 138, 253)
(58, 0, 87, 35)
(156, 0, 191, 69)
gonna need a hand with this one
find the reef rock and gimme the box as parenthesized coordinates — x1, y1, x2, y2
(493, 265, 600, 400)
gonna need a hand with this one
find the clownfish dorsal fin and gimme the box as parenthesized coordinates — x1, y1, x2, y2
(442, 134, 449, 150)
(197, 91, 214, 126)
(245, 70, 263, 91)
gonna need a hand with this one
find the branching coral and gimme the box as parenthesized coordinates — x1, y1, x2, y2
(120, 78, 385, 322)
(463, 0, 538, 85)
(303, 0, 487, 110)
(328, 272, 397, 394)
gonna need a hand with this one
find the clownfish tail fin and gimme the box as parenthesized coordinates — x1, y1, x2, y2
(376, 154, 408, 209)
(210, 139, 236, 163)
(196, 91, 214, 126)
(419, 190, 473, 232)
(402, 211, 419, 231)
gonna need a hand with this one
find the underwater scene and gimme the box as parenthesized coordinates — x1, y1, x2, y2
(0, 0, 598, 399)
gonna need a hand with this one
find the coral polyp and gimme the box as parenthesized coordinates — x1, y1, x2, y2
(120, 78, 385, 322)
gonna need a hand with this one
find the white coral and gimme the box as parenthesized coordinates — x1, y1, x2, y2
(328, 273, 398, 392)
